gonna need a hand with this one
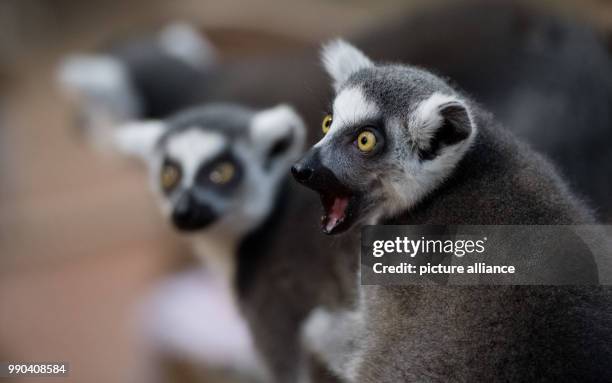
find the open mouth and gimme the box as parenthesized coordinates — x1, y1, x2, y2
(319, 191, 360, 235)
(291, 155, 361, 235)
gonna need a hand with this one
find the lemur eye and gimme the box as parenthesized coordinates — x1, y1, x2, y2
(357, 130, 377, 152)
(210, 162, 236, 185)
(322, 114, 333, 134)
(161, 162, 181, 191)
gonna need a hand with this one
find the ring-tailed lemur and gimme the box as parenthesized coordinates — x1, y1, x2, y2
(115, 103, 351, 383)
(292, 40, 612, 382)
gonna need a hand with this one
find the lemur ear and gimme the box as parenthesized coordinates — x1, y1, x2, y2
(250, 104, 306, 166)
(321, 39, 373, 91)
(114, 121, 167, 161)
(410, 93, 474, 160)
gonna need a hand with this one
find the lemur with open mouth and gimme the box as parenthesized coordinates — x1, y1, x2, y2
(292, 40, 612, 382)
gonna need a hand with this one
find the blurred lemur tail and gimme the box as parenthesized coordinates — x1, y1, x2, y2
(56, 21, 216, 153)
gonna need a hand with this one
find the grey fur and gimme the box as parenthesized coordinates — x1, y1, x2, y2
(160, 103, 255, 143)
(295, 42, 612, 382)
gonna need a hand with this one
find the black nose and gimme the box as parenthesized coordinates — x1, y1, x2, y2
(291, 163, 313, 183)
(172, 192, 217, 231)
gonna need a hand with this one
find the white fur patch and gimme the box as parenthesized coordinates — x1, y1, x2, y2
(302, 303, 366, 382)
(409, 92, 468, 150)
(158, 22, 216, 69)
(58, 54, 141, 120)
(58, 54, 142, 152)
(376, 93, 477, 219)
(250, 104, 305, 159)
(315, 86, 379, 148)
(114, 120, 166, 160)
(138, 267, 269, 380)
(321, 39, 373, 91)
(165, 129, 226, 184)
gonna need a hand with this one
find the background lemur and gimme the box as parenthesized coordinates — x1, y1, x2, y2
(58, 2, 612, 221)
(292, 40, 612, 382)
(113, 103, 352, 382)
(58, 21, 350, 383)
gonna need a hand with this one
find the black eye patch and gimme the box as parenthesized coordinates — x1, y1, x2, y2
(194, 151, 244, 193)
(160, 157, 183, 195)
(334, 118, 386, 156)
(265, 130, 294, 169)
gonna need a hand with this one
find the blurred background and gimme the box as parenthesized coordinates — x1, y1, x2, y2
(1, 0, 612, 382)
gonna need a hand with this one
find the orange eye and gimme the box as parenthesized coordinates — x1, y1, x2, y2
(322, 114, 333, 134)
(161, 163, 181, 191)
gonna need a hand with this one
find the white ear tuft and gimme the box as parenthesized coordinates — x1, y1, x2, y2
(321, 39, 373, 91)
(410, 93, 475, 157)
(250, 104, 306, 159)
(158, 22, 217, 69)
(114, 121, 166, 161)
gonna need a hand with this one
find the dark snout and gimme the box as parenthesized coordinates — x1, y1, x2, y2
(172, 192, 218, 232)
(291, 148, 348, 193)
(292, 147, 360, 235)
(291, 148, 318, 185)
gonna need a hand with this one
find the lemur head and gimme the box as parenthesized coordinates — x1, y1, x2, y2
(116, 103, 305, 235)
(292, 40, 477, 235)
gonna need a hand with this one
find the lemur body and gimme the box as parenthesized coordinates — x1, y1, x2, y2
(293, 41, 612, 382)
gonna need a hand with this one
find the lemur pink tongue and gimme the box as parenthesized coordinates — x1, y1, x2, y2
(325, 197, 349, 232)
